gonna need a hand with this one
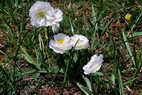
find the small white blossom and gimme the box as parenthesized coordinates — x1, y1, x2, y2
(83, 54, 103, 75)
(29, 1, 63, 30)
(49, 33, 72, 54)
(71, 34, 89, 50)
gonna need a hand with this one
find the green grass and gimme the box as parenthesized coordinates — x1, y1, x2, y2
(0, 0, 142, 94)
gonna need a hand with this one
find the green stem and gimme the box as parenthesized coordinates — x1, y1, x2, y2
(64, 62, 69, 83)
(44, 27, 48, 40)
(122, 31, 135, 65)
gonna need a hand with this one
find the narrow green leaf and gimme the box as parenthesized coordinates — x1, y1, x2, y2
(83, 76, 93, 92)
(21, 47, 41, 70)
(122, 31, 135, 65)
(128, 32, 142, 38)
(131, 12, 142, 31)
(111, 74, 116, 85)
(118, 69, 123, 95)
(76, 83, 93, 95)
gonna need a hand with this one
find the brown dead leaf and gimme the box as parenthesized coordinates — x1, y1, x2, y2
(63, 90, 72, 95)
(11, 25, 18, 31)
(138, 36, 142, 43)
(130, 91, 139, 95)
(39, 88, 58, 95)
(138, 73, 142, 82)
(0, 30, 7, 48)
(0, 56, 5, 62)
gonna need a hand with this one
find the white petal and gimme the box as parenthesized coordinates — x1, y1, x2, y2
(54, 9, 63, 18)
(83, 54, 103, 75)
(29, 1, 63, 27)
(49, 40, 65, 54)
(54, 8, 63, 21)
(54, 33, 67, 40)
(49, 33, 72, 54)
(29, 1, 53, 17)
(71, 34, 89, 50)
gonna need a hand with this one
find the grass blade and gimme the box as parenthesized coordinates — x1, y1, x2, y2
(21, 47, 41, 70)
(118, 69, 124, 95)
(122, 31, 135, 65)
(83, 76, 93, 92)
(76, 83, 93, 95)
(128, 32, 142, 38)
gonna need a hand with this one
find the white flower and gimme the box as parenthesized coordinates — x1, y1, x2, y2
(83, 54, 103, 75)
(29, 1, 63, 29)
(49, 33, 72, 54)
(71, 34, 89, 50)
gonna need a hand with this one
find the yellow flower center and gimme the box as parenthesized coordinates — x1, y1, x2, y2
(36, 10, 46, 19)
(56, 40, 64, 44)
(76, 45, 83, 48)
(125, 13, 132, 21)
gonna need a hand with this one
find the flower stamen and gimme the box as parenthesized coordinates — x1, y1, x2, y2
(36, 10, 46, 18)
(56, 40, 64, 44)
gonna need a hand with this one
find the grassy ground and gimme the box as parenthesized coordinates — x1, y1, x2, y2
(0, 0, 142, 95)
